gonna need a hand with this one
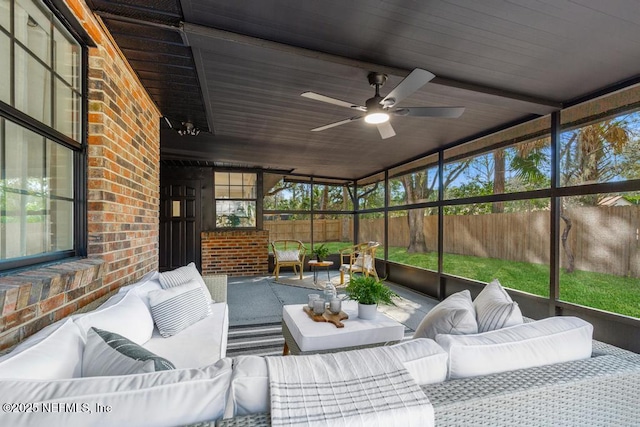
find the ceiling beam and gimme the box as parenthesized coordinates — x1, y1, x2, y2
(181, 22, 562, 115)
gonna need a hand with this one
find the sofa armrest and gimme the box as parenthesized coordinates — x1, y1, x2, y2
(204, 274, 228, 303)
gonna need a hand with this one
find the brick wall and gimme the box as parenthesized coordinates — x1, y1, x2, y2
(202, 231, 269, 276)
(0, 0, 160, 350)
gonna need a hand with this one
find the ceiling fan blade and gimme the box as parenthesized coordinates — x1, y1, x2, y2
(394, 107, 465, 118)
(376, 121, 396, 139)
(301, 92, 366, 111)
(311, 116, 362, 132)
(381, 68, 435, 107)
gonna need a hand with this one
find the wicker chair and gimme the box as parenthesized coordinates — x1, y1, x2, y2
(271, 240, 306, 280)
(338, 241, 380, 285)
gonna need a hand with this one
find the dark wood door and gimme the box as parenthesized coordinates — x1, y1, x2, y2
(159, 179, 201, 271)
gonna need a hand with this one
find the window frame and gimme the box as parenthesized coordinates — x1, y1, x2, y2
(0, 0, 87, 271)
(214, 170, 258, 229)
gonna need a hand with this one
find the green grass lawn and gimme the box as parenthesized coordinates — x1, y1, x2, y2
(274, 241, 640, 318)
(385, 246, 640, 318)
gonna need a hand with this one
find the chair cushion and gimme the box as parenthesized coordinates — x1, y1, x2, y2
(473, 279, 523, 333)
(148, 280, 210, 338)
(436, 316, 593, 379)
(276, 249, 300, 262)
(413, 290, 478, 340)
(82, 327, 175, 377)
(0, 319, 84, 379)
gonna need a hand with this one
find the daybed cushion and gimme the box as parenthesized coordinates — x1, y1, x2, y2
(413, 290, 478, 340)
(144, 302, 229, 369)
(0, 358, 233, 427)
(148, 279, 211, 338)
(159, 262, 213, 303)
(0, 318, 84, 379)
(224, 338, 448, 418)
(82, 327, 175, 377)
(74, 290, 154, 345)
(436, 316, 593, 379)
(386, 338, 448, 385)
(473, 279, 523, 332)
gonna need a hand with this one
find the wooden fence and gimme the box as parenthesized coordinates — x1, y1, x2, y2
(265, 205, 640, 277)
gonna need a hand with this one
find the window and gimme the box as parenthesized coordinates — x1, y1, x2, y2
(0, 0, 83, 269)
(215, 171, 257, 228)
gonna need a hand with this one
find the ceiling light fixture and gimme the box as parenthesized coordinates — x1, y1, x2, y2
(364, 111, 389, 124)
(364, 95, 389, 124)
(177, 121, 200, 136)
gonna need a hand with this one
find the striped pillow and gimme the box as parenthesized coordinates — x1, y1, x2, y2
(474, 279, 523, 333)
(159, 262, 213, 303)
(148, 280, 211, 337)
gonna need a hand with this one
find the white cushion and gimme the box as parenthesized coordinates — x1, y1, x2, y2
(413, 290, 478, 340)
(224, 355, 270, 418)
(386, 338, 448, 385)
(144, 302, 229, 369)
(276, 249, 300, 262)
(473, 279, 523, 332)
(159, 262, 213, 303)
(0, 358, 233, 427)
(82, 327, 175, 377)
(0, 319, 83, 379)
(224, 339, 447, 419)
(74, 290, 154, 345)
(148, 280, 211, 338)
(436, 316, 593, 379)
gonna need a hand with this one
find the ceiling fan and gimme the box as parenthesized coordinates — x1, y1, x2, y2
(301, 68, 464, 139)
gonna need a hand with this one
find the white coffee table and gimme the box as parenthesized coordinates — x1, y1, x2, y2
(281, 300, 405, 355)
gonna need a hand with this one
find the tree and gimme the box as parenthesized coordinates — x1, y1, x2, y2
(401, 160, 470, 253)
(509, 115, 635, 273)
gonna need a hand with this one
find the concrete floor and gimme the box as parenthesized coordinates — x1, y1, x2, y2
(227, 272, 439, 332)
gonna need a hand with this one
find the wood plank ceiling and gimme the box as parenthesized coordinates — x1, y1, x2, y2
(88, 0, 640, 180)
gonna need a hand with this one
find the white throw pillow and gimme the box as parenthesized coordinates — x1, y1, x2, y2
(276, 249, 300, 262)
(82, 327, 175, 377)
(474, 279, 523, 332)
(74, 290, 154, 345)
(159, 262, 213, 303)
(148, 279, 210, 337)
(0, 358, 233, 427)
(436, 316, 593, 379)
(0, 319, 83, 379)
(413, 290, 478, 340)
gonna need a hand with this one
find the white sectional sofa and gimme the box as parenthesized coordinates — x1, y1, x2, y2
(1, 270, 639, 427)
(0, 266, 231, 426)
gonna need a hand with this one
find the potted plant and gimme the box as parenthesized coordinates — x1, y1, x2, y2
(345, 275, 397, 319)
(312, 244, 330, 262)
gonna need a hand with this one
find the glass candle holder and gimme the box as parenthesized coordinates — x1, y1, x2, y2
(313, 298, 326, 315)
(329, 297, 342, 314)
(308, 294, 320, 308)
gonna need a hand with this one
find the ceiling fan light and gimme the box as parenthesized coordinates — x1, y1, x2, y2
(365, 112, 389, 124)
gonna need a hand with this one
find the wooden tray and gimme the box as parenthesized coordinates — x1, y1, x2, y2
(303, 306, 349, 328)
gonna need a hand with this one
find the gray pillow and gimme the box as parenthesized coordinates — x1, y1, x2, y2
(82, 327, 175, 377)
(413, 290, 478, 340)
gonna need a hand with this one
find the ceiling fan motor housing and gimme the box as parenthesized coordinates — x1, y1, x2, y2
(367, 72, 388, 87)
